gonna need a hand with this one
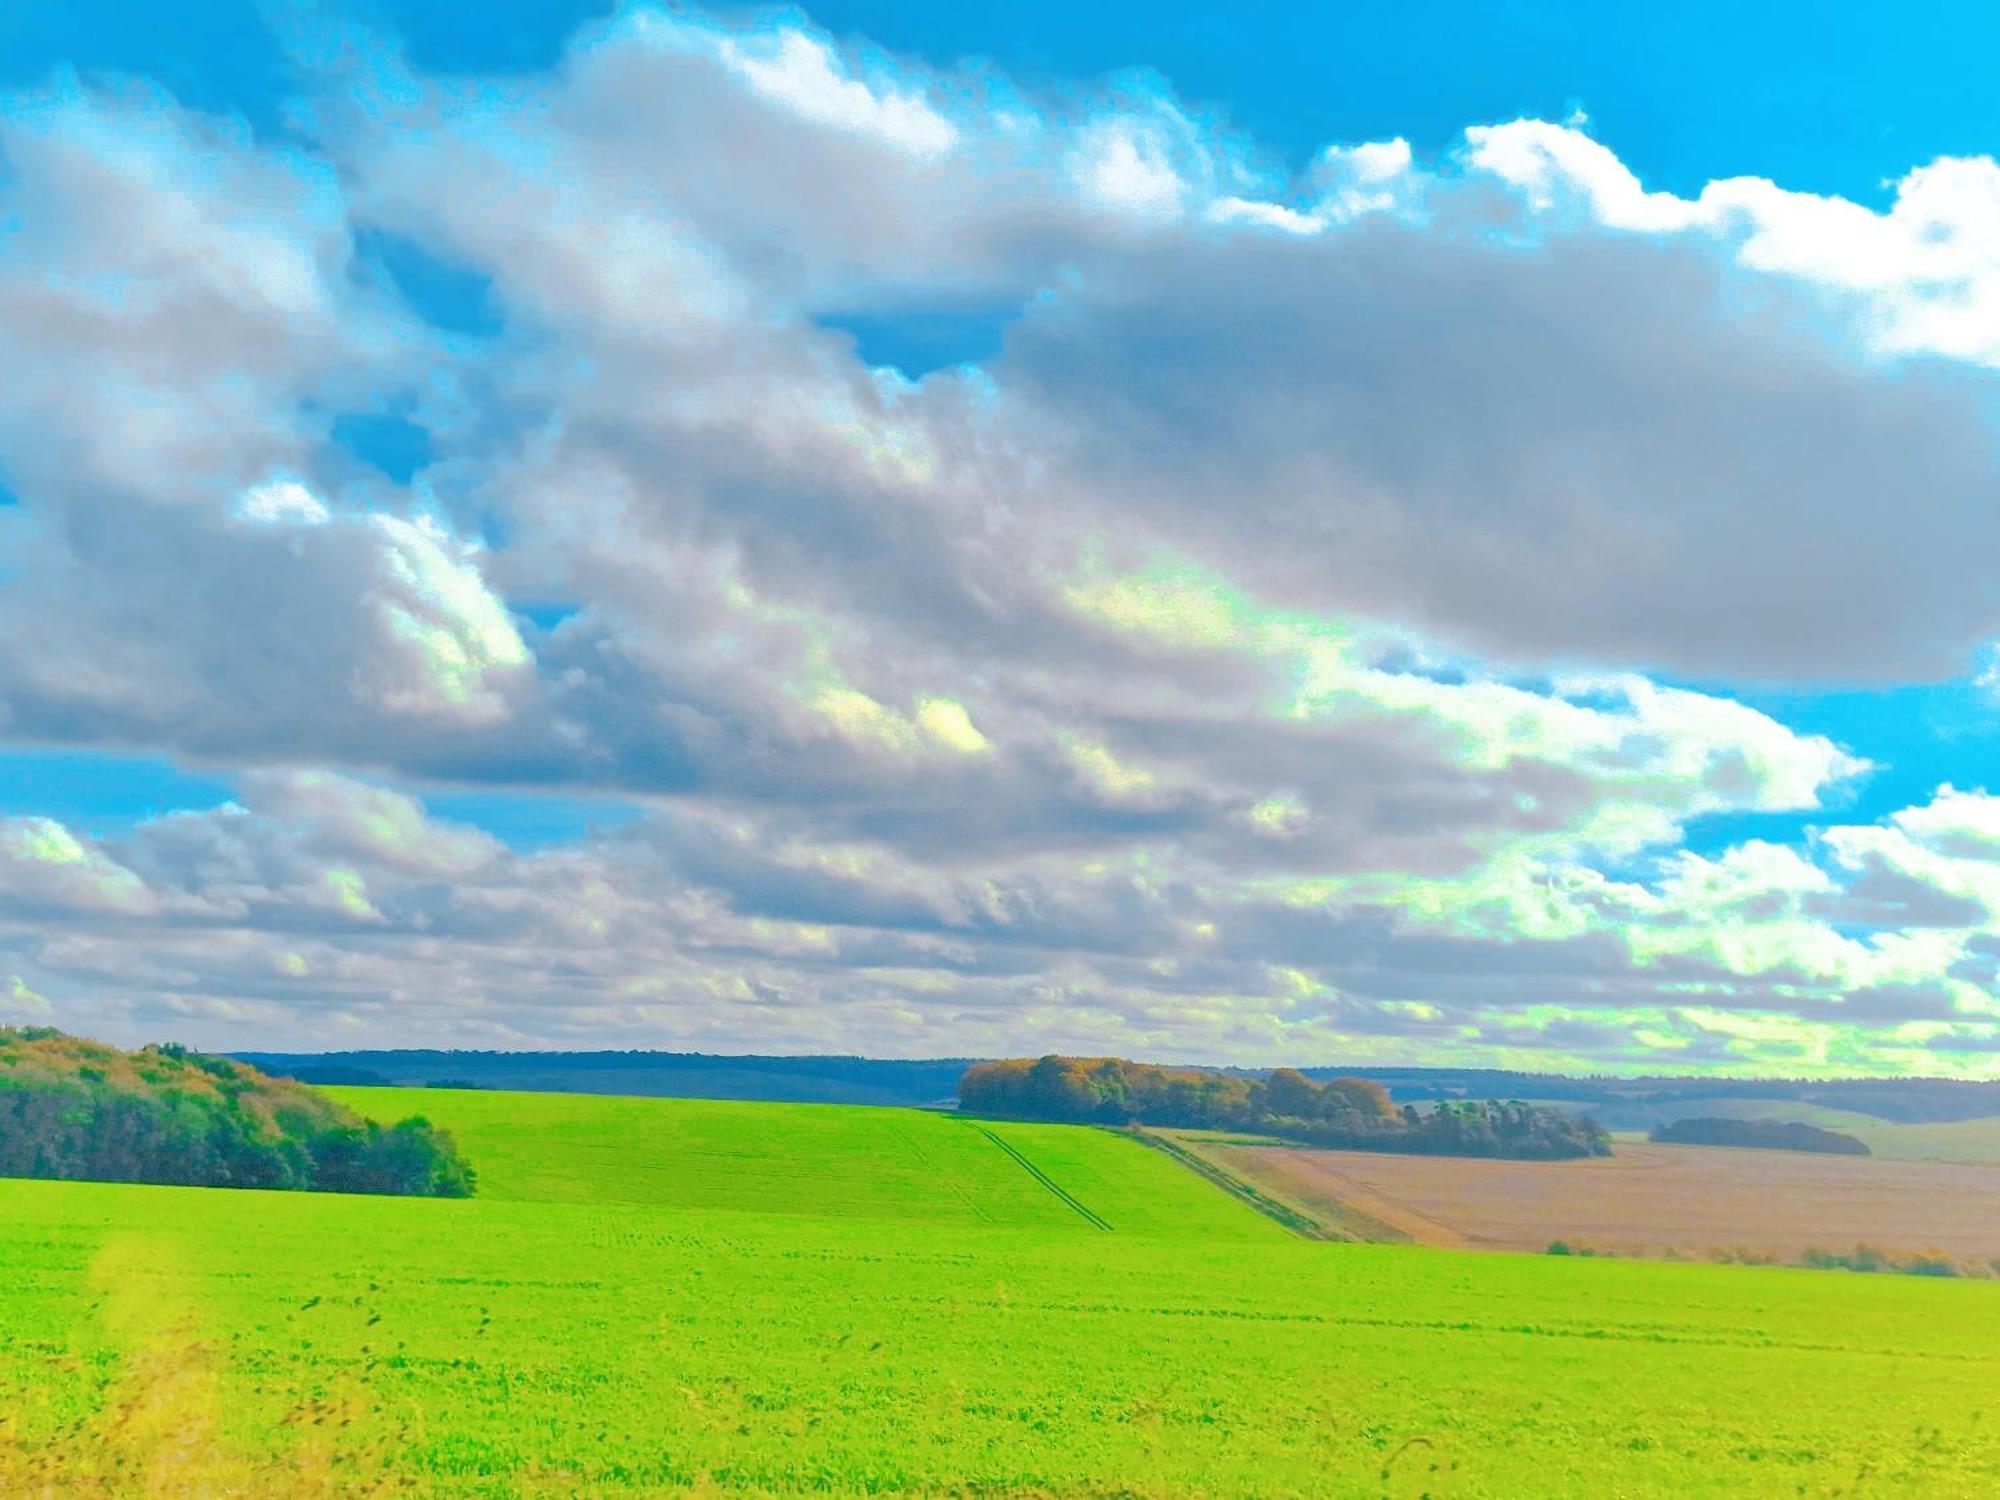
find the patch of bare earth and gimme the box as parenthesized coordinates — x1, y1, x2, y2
(1210, 1142, 2000, 1261)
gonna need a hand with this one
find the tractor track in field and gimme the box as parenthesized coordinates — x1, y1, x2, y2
(967, 1125, 1113, 1231)
(1128, 1128, 1345, 1240)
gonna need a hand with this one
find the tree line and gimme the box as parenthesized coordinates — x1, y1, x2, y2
(0, 1028, 475, 1196)
(1650, 1117, 1870, 1155)
(960, 1056, 1610, 1159)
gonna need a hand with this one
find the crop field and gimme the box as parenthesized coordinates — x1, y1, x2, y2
(323, 1088, 1284, 1238)
(1193, 1136, 2000, 1262)
(1843, 1115, 2000, 1164)
(4, 1091, 2000, 1496)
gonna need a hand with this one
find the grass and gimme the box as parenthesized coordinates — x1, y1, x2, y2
(324, 1087, 1285, 1239)
(1845, 1115, 2000, 1163)
(1, 1088, 1998, 1496)
(1613, 1111, 2000, 1165)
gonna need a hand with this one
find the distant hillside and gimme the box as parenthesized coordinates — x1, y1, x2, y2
(237, 1049, 2000, 1125)
(332, 1085, 1284, 1239)
(0, 1028, 474, 1196)
(1299, 1068, 2000, 1126)
(239, 1049, 975, 1108)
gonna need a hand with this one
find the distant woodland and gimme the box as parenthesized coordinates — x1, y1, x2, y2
(961, 1056, 1611, 1159)
(0, 1029, 475, 1195)
(237, 1050, 2000, 1127)
(1651, 1117, 1872, 1155)
(242, 1048, 976, 1108)
(1296, 1068, 2000, 1126)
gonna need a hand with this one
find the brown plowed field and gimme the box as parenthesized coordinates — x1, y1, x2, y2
(1208, 1140, 2000, 1260)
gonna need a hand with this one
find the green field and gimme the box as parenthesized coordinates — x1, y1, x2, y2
(1605, 1102, 2000, 1165)
(1844, 1115, 2000, 1164)
(319, 1087, 1283, 1239)
(1571, 1095, 1898, 1134)
(4, 1089, 2000, 1496)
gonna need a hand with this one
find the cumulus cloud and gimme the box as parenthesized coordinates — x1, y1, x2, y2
(6, 771, 1998, 1073)
(0, 818, 158, 917)
(1, 482, 532, 757)
(3, 5, 2000, 1068)
(1467, 119, 2000, 365)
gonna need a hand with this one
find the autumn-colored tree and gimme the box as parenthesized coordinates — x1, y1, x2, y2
(0, 1028, 477, 1196)
(1263, 1068, 1319, 1119)
(957, 1055, 1608, 1159)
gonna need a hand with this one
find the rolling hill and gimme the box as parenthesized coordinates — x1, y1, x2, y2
(4, 1086, 1999, 1495)
(328, 1085, 1284, 1238)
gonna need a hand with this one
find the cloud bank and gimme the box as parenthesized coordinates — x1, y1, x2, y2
(4, 4, 2000, 1072)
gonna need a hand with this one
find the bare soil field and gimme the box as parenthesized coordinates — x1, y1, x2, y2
(1193, 1138, 2000, 1262)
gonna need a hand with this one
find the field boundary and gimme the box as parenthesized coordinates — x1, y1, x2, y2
(968, 1126, 1112, 1231)
(1127, 1129, 1341, 1240)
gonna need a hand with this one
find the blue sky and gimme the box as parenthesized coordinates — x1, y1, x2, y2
(9, 1, 1999, 199)
(5, 0, 2000, 1071)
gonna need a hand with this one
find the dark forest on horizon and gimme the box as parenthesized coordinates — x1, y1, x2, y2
(237, 1047, 2000, 1124)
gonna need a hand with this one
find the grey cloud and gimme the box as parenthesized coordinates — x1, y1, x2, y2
(0, 30, 1890, 856)
(996, 223, 2000, 682)
(1809, 862, 1991, 930)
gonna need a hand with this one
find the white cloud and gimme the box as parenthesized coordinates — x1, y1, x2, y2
(1073, 118, 1189, 218)
(5, 769, 1996, 1070)
(1882, 784, 2000, 861)
(237, 479, 332, 527)
(1467, 119, 2000, 366)
(367, 514, 530, 723)
(1464, 120, 1704, 232)
(708, 26, 960, 160)
(2, 6, 2000, 1068)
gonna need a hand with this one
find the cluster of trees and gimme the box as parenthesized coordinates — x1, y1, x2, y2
(960, 1056, 1610, 1159)
(1651, 1117, 1871, 1155)
(0, 1029, 475, 1196)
